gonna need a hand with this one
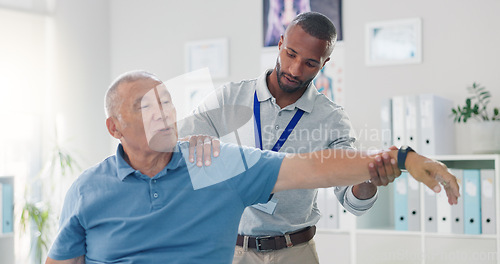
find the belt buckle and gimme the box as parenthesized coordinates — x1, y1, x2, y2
(255, 235, 274, 252)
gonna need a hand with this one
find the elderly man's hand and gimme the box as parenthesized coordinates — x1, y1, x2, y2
(179, 135, 220, 167)
(406, 152, 460, 205)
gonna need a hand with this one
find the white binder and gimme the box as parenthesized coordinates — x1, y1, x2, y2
(391, 96, 406, 148)
(394, 172, 408, 231)
(450, 169, 464, 234)
(325, 188, 340, 229)
(418, 94, 455, 155)
(436, 183, 452, 234)
(424, 185, 437, 232)
(481, 169, 496, 234)
(380, 98, 393, 149)
(404, 95, 421, 152)
(407, 175, 421, 231)
(316, 188, 327, 229)
(337, 196, 355, 230)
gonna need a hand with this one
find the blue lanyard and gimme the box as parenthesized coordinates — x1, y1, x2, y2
(253, 91, 305, 152)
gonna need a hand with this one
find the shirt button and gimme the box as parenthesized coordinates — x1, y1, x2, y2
(153, 193, 159, 198)
(153, 179, 157, 183)
(275, 125, 279, 130)
(278, 112, 282, 116)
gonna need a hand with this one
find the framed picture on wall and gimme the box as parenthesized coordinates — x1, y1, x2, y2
(365, 18, 422, 66)
(185, 38, 229, 79)
(262, 0, 343, 47)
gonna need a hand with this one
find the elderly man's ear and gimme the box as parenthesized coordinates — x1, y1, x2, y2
(106, 117, 122, 139)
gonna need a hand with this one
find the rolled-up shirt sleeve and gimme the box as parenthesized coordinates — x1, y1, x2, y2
(328, 106, 378, 216)
(334, 185, 378, 216)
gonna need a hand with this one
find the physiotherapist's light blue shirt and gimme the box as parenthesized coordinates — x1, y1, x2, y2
(48, 141, 285, 264)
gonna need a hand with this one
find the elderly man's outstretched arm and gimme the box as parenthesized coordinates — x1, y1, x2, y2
(275, 148, 459, 205)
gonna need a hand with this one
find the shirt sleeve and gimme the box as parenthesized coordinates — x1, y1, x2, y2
(334, 186, 378, 216)
(47, 182, 87, 260)
(180, 142, 285, 205)
(177, 87, 223, 138)
(225, 145, 286, 207)
(327, 106, 378, 215)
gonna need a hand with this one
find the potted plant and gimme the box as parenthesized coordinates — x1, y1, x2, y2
(451, 82, 500, 153)
(20, 140, 80, 264)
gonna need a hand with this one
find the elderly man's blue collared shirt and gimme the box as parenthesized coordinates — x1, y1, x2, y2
(48, 142, 285, 263)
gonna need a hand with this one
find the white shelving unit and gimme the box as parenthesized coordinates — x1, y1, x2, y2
(0, 175, 15, 264)
(316, 154, 500, 264)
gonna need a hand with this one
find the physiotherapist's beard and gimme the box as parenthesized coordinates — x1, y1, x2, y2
(275, 59, 314, 94)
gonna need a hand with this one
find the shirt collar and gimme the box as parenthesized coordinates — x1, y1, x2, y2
(114, 142, 184, 181)
(255, 70, 274, 102)
(255, 69, 318, 114)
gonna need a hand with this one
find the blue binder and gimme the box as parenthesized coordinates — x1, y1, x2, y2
(463, 170, 481, 234)
(2, 183, 13, 233)
(394, 172, 409, 231)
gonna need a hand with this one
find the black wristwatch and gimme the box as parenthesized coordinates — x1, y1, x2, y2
(397, 145, 415, 170)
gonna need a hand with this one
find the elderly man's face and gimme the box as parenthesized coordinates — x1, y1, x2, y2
(117, 78, 178, 153)
(140, 83, 178, 152)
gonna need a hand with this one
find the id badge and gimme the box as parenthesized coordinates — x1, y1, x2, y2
(251, 197, 278, 215)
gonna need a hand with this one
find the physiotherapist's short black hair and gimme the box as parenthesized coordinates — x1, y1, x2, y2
(292, 11, 337, 44)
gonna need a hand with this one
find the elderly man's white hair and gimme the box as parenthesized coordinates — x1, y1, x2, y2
(104, 70, 161, 119)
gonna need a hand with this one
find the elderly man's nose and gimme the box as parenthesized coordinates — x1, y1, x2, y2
(152, 109, 164, 120)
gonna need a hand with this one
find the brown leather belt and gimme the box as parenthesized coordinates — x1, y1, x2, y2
(236, 226, 316, 251)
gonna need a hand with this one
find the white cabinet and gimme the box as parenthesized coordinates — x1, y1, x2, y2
(316, 154, 500, 264)
(0, 175, 15, 264)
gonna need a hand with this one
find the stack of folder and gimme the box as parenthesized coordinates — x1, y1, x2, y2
(394, 172, 421, 231)
(316, 187, 356, 230)
(395, 169, 496, 235)
(381, 94, 455, 155)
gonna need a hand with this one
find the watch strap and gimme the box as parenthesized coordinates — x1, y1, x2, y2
(397, 146, 415, 170)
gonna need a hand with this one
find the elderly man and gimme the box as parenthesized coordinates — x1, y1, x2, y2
(46, 70, 459, 264)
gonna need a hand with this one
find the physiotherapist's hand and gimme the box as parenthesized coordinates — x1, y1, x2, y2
(367, 146, 401, 186)
(181, 135, 220, 167)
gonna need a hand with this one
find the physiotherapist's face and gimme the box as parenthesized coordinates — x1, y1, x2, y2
(276, 24, 330, 93)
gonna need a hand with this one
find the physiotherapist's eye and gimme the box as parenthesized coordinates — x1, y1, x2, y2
(141, 104, 150, 109)
(287, 52, 296, 58)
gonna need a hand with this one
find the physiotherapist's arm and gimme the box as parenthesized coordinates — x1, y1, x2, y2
(273, 148, 460, 205)
(46, 255, 84, 264)
(177, 88, 222, 139)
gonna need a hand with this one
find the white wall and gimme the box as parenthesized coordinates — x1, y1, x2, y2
(110, 0, 500, 153)
(110, 0, 264, 124)
(110, 0, 263, 81)
(342, 0, 500, 151)
(48, 0, 111, 167)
